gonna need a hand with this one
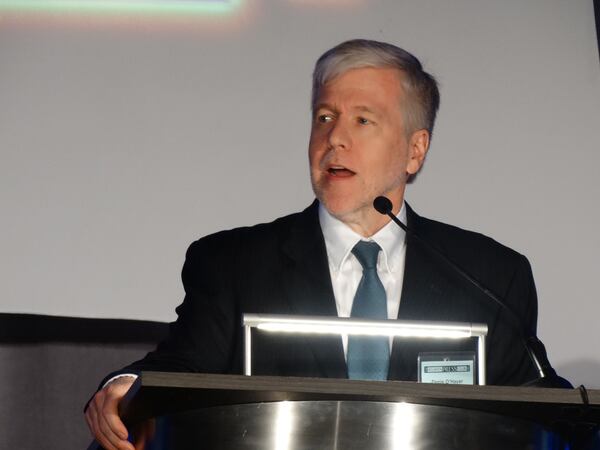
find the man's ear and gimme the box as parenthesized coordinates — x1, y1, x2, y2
(406, 129, 430, 175)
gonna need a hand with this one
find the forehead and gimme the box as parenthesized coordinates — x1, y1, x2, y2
(315, 67, 405, 111)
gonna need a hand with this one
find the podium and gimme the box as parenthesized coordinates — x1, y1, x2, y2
(88, 371, 600, 450)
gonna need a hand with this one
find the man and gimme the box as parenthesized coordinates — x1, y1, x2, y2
(85, 40, 541, 450)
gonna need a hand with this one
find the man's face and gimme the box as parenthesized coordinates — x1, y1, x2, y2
(309, 67, 427, 226)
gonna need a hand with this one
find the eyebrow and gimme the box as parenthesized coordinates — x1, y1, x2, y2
(354, 105, 378, 115)
(314, 103, 379, 115)
(314, 102, 335, 112)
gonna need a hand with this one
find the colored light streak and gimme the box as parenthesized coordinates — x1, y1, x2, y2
(0, 0, 242, 15)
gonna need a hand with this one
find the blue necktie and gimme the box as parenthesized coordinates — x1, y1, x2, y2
(347, 241, 390, 381)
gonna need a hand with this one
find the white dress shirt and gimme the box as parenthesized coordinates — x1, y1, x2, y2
(318, 202, 408, 356)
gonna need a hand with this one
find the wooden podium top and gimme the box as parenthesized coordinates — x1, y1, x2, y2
(121, 371, 600, 430)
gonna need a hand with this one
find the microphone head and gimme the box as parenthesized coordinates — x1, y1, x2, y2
(373, 196, 393, 215)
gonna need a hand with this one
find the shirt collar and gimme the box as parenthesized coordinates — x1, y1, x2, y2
(318, 201, 407, 275)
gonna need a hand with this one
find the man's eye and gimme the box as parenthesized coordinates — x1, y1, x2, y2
(358, 117, 371, 125)
(317, 114, 333, 123)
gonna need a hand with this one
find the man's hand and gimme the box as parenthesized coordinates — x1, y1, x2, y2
(84, 376, 136, 450)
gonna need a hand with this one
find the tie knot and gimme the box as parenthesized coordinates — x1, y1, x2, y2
(352, 241, 381, 270)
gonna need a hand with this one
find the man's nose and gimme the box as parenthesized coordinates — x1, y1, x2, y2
(327, 120, 352, 150)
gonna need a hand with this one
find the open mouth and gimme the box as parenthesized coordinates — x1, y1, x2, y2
(327, 166, 356, 177)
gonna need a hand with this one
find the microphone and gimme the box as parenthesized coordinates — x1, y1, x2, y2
(373, 196, 571, 388)
(374, 197, 404, 228)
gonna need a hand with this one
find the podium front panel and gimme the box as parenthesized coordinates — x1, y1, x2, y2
(141, 400, 568, 450)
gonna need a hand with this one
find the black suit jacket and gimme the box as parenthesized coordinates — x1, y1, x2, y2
(118, 201, 538, 386)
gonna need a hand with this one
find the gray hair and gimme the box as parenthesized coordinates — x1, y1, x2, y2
(312, 39, 440, 137)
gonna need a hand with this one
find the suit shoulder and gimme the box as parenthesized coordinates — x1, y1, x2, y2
(415, 213, 527, 267)
(185, 206, 312, 256)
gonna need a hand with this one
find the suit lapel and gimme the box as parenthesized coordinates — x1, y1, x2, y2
(280, 201, 347, 378)
(388, 204, 453, 380)
(395, 204, 447, 319)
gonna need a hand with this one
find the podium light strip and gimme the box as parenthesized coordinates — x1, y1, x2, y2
(242, 314, 487, 385)
(257, 323, 472, 338)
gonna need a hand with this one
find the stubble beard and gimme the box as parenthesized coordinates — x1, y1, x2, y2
(311, 176, 374, 226)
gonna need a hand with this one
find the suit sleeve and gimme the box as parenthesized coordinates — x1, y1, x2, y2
(486, 254, 540, 385)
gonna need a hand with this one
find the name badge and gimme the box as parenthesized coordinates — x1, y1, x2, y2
(418, 352, 476, 385)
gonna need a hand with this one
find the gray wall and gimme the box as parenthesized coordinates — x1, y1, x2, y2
(0, 338, 158, 450)
(1, 0, 599, 387)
